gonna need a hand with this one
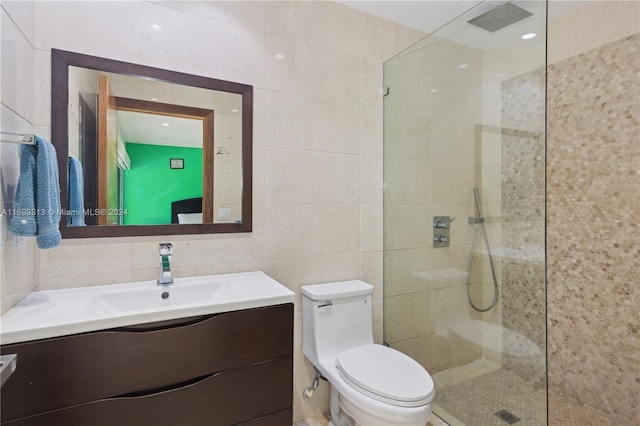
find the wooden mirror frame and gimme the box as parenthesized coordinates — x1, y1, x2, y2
(51, 49, 252, 238)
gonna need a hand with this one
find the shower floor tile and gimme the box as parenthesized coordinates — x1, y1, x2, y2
(548, 394, 616, 426)
(434, 368, 546, 426)
(432, 362, 615, 426)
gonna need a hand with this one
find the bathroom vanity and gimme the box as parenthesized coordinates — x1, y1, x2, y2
(0, 272, 294, 426)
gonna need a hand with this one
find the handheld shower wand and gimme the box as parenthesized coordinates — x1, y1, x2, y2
(466, 187, 498, 312)
(473, 187, 484, 220)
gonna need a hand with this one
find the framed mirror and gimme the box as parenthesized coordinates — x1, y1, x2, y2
(51, 49, 252, 238)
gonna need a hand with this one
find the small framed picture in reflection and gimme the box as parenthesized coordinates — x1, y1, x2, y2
(169, 158, 184, 169)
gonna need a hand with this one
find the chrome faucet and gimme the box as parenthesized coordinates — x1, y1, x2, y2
(158, 243, 173, 285)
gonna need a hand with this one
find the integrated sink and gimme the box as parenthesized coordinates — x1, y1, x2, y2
(98, 281, 224, 312)
(0, 271, 295, 345)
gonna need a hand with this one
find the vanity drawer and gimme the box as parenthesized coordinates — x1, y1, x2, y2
(3, 356, 293, 426)
(236, 409, 293, 425)
(1, 304, 293, 422)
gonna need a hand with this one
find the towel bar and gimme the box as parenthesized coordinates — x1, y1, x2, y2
(0, 131, 35, 145)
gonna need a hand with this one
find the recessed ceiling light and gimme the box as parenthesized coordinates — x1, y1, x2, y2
(151, 97, 158, 101)
(162, 123, 170, 127)
(274, 53, 284, 60)
(231, 109, 239, 113)
(430, 89, 438, 93)
(150, 24, 162, 32)
(457, 63, 469, 69)
(521, 33, 537, 40)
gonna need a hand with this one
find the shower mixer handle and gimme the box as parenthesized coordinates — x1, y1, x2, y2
(433, 216, 453, 247)
(434, 216, 456, 229)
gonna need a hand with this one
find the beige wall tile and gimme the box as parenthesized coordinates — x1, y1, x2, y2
(265, 204, 359, 260)
(385, 291, 433, 343)
(1, 9, 35, 124)
(360, 204, 382, 253)
(264, 254, 361, 311)
(360, 156, 383, 204)
(131, 2, 265, 88)
(252, 88, 266, 147)
(383, 111, 430, 160)
(383, 49, 431, 118)
(38, 242, 133, 280)
(1, 0, 35, 45)
(431, 160, 475, 205)
(372, 297, 384, 344)
(265, 34, 360, 104)
(151, 1, 266, 32)
(1, 7, 51, 309)
(265, 91, 360, 154)
(360, 251, 383, 299)
(252, 146, 266, 205)
(265, 148, 359, 204)
(293, 311, 310, 369)
(430, 285, 475, 333)
(384, 247, 457, 297)
(360, 106, 383, 157)
(384, 203, 431, 250)
(33, 1, 134, 59)
(548, 0, 640, 64)
(265, 0, 362, 58)
(384, 157, 431, 204)
(360, 11, 424, 62)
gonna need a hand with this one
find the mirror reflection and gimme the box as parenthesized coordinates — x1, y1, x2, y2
(68, 67, 242, 226)
(51, 49, 253, 238)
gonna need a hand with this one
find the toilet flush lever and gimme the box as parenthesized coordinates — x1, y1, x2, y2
(318, 301, 333, 309)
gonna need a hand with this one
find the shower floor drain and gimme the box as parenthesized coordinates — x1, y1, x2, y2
(495, 410, 521, 424)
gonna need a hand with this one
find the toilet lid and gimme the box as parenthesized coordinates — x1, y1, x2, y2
(336, 344, 434, 407)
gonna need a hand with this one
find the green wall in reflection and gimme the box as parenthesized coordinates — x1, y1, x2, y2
(123, 144, 202, 225)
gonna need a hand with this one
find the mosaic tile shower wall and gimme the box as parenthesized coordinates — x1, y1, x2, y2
(500, 68, 546, 387)
(547, 33, 640, 425)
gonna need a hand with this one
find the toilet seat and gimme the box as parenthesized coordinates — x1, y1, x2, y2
(336, 344, 434, 408)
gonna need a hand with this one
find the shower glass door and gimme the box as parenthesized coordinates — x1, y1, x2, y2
(383, 1, 547, 424)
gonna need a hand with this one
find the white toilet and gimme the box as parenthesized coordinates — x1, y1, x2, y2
(302, 280, 434, 426)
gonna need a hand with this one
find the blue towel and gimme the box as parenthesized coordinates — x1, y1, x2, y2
(68, 156, 85, 226)
(10, 136, 62, 249)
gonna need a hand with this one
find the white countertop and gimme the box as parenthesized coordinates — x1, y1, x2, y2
(0, 271, 295, 345)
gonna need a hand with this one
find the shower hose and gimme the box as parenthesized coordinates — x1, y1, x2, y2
(467, 188, 499, 312)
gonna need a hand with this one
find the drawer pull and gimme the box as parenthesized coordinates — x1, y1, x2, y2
(115, 372, 217, 398)
(114, 314, 215, 332)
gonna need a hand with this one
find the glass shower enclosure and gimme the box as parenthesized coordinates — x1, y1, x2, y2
(383, 1, 547, 425)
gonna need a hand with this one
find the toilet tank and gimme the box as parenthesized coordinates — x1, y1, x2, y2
(302, 280, 374, 367)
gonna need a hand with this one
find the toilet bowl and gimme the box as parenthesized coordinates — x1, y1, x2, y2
(302, 280, 434, 426)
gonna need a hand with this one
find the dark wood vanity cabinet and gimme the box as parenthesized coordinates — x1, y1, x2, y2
(0, 304, 293, 426)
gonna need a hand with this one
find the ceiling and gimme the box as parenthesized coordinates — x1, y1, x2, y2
(336, 0, 483, 35)
(117, 111, 203, 149)
(336, 1, 585, 47)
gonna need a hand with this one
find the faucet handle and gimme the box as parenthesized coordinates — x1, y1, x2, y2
(158, 243, 173, 286)
(159, 242, 172, 256)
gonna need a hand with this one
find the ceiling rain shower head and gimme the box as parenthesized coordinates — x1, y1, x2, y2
(467, 3, 533, 33)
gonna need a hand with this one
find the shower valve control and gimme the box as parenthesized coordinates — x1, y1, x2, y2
(433, 216, 452, 248)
